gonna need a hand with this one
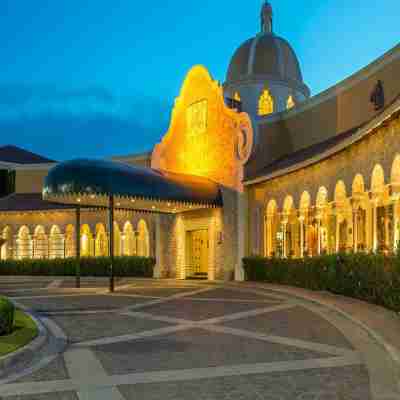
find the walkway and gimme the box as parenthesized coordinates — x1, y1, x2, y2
(0, 277, 399, 399)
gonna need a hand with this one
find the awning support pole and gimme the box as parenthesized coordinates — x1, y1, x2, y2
(109, 195, 115, 292)
(75, 205, 81, 288)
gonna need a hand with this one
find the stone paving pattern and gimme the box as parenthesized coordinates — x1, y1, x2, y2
(0, 277, 385, 399)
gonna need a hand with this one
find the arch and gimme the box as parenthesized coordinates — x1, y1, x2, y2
(33, 225, 48, 259)
(17, 226, 32, 259)
(65, 225, 75, 258)
(81, 224, 94, 257)
(123, 221, 136, 256)
(299, 191, 311, 211)
(391, 154, 400, 185)
(49, 225, 64, 259)
(316, 186, 328, 207)
(266, 199, 278, 216)
(283, 195, 294, 214)
(137, 219, 150, 257)
(334, 180, 347, 203)
(371, 164, 385, 193)
(114, 222, 121, 257)
(352, 174, 365, 195)
(258, 89, 274, 116)
(95, 224, 108, 257)
(265, 199, 279, 257)
(1, 226, 12, 260)
(286, 95, 295, 110)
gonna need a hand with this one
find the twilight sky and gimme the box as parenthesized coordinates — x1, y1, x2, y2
(0, 0, 398, 161)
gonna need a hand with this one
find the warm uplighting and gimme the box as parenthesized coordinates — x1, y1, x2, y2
(77, 198, 81, 203)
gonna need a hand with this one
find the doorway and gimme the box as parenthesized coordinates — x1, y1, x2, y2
(186, 229, 209, 279)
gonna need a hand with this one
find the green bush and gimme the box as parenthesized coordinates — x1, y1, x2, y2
(243, 253, 400, 312)
(0, 257, 156, 278)
(0, 297, 15, 336)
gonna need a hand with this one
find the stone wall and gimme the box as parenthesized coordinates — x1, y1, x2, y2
(246, 112, 400, 255)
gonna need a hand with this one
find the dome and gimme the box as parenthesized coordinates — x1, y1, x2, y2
(226, 34, 304, 86)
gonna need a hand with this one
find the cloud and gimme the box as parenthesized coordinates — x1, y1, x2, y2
(0, 84, 171, 160)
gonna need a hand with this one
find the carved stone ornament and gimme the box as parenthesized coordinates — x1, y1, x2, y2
(370, 80, 385, 111)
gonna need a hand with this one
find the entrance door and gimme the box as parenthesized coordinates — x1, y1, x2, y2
(187, 229, 209, 277)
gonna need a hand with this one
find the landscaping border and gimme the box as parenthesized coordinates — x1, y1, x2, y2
(0, 310, 47, 374)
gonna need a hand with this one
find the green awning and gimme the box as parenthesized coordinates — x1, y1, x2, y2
(43, 159, 222, 213)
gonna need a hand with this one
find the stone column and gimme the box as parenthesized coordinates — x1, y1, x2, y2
(282, 216, 288, 258)
(299, 215, 305, 258)
(392, 194, 400, 252)
(370, 193, 379, 253)
(316, 210, 322, 256)
(154, 214, 163, 279)
(351, 199, 360, 253)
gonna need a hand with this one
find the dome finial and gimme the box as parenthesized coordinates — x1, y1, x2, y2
(261, 1, 273, 34)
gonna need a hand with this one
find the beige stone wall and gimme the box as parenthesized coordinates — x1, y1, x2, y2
(246, 113, 400, 255)
(15, 168, 51, 193)
(246, 44, 400, 180)
(158, 187, 238, 281)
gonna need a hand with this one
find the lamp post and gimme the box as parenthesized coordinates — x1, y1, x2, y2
(108, 195, 115, 293)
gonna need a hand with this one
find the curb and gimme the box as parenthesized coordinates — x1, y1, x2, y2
(239, 282, 400, 367)
(0, 308, 48, 375)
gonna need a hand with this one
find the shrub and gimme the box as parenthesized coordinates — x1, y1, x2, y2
(243, 253, 400, 312)
(0, 297, 15, 336)
(0, 256, 156, 278)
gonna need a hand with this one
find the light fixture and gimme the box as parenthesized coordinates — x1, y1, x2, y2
(152, 206, 156, 210)
(77, 198, 81, 203)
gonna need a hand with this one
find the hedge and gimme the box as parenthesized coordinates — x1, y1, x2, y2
(0, 297, 15, 336)
(0, 257, 156, 278)
(243, 253, 400, 312)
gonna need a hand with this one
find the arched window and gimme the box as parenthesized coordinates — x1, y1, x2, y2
(258, 89, 274, 116)
(234, 92, 241, 102)
(33, 226, 48, 259)
(81, 225, 94, 257)
(137, 220, 150, 257)
(17, 226, 32, 259)
(123, 222, 136, 256)
(1, 226, 12, 260)
(287, 95, 295, 110)
(65, 225, 75, 258)
(49, 225, 64, 259)
(95, 224, 108, 257)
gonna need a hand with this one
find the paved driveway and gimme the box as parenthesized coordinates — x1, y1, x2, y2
(0, 277, 377, 399)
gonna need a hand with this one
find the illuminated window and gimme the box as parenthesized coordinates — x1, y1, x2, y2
(287, 95, 295, 110)
(258, 89, 274, 116)
(234, 92, 241, 102)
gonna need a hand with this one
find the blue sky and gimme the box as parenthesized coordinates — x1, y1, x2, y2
(0, 0, 398, 160)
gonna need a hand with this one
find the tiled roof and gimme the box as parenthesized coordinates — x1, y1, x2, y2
(0, 193, 75, 212)
(0, 145, 55, 165)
